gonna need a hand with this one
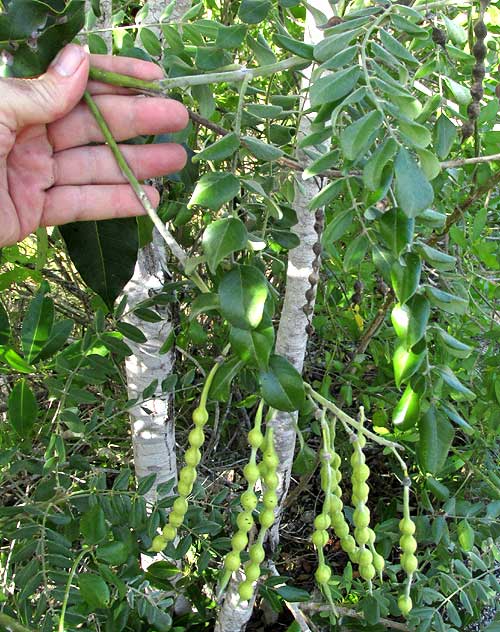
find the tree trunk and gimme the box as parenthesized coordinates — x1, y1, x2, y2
(214, 4, 330, 630)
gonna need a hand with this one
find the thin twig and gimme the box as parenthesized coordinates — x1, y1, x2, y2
(83, 91, 209, 293)
(441, 152, 500, 169)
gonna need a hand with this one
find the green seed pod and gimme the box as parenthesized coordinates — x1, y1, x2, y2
(355, 526, 370, 545)
(168, 512, 183, 528)
(231, 531, 248, 552)
(350, 451, 366, 467)
(331, 513, 345, 531)
(357, 434, 366, 449)
(249, 544, 265, 564)
(330, 494, 343, 512)
(150, 535, 167, 552)
(243, 463, 260, 485)
(358, 549, 373, 566)
(263, 490, 278, 509)
(179, 465, 196, 486)
(173, 497, 188, 515)
(340, 535, 357, 555)
(263, 471, 279, 489)
(241, 490, 258, 511)
(259, 508, 275, 529)
(192, 406, 209, 426)
(401, 552, 418, 574)
(258, 461, 268, 478)
(244, 562, 261, 582)
(353, 507, 370, 528)
(332, 453, 341, 468)
(398, 594, 412, 617)
(185, 446, 201, 467)
(367, 528, 376, 546)
(188, 427, 204, 449)
(400, 534, 417, 554)
(315, 564, 331, 585)
(314, 514, 331, 530)
(238, 581, 254, 602)
(162, 524, 177, 541)
(359, 563, 376, 581)
(373, 551, 385, 573)
(263, 451, 279, 470)
(248, 428, 264, 448)
(177, 480, 191, 497)
(236, 511, 254, 533)
(224, 551, 241, 572)
(352, 464, 370, 483)
(335, 521, 350, 539)
(312, 529, 329, 548)
(399, 517, 416, 535)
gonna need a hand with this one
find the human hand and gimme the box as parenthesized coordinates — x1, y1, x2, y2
(0, 44, 189, 247)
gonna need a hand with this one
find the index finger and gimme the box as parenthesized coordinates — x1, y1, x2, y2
(87, 53, 164, 95)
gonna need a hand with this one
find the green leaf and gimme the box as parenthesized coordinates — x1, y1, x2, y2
(442, 15, 467, 44)
(443, 77, 471, 106)
(340, 111, 383, 161)
(140, 27, 161, 56)
(435, 366, 476, 400)
(435, 328, 473, 359)
(96, 541, 129, 566)
(417, 243, 456, 271)
(406, 294, 430, 347)
(434, 114, 457, 160)
(115, 322, 147, 344)
(274, 34, 314, 59)
(195, 46, 232, 71)
(398, 118, 432, 149)
(394, 148, 434, 217)
(378, 207, 414, 255)
(310, 67, 361, 107)
(78, 573, 110, 609)
(0, 347, 33, 373)
(391, 253, 421, 304)
(416, 148, 441, 180)
(238, 0, 271, 24)
(314, 29, 361, 62)
(230, 322, 274, 369)
(322, 209, 354, 246)
(189, 293, 220, 320)
(392, 383, 420, 430)
(417, 407, 454, 475)
(210, 357, 245, 401)
(215, 24, 248, 48)
(21, 288, 54, 364)
(202, 218, 248, 274)
(8, 379, 38, 438)
(303, 149, 339, 179)
(260, 354, 305, 412)
(393, 344, 425, 387)
(193, 133, 240, 162)
(309, 180, 344, 211)
(219, 265, 268, 330)
(274, 585, 311, 602)
(292, 444, 317, 476)
(188, 172, 240, 210)
(457, 519, 475, 552)
(343, 233, 369, 271)
(80, 504, 107, 545)
(60, 218, 138, 310)
(0, 300, 10, 344)
(34, 319, 74, 362)
(379, 29, 418, 64)
(391, 303, 410, 340)
(363, 138, 398, 191)
(425, 286, 468, 315)
(243, 136, 284, 161)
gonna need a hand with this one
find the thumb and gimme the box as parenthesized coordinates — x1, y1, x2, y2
(1, 44, 89, 131)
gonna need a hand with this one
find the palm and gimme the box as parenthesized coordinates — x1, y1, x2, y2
(0, 54, 189, 247)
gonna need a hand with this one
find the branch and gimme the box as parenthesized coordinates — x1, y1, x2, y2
(441, 152, 500, 169)
(0, 613, 35, 632)
(83, 91, 210, 293)
(349, 291, 394, 359)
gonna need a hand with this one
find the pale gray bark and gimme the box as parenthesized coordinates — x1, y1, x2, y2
(214, 4, 331, 630)
(86, 0, 113, 50)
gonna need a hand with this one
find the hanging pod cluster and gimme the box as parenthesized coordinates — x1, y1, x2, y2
(150, 361, 221, 553)
(309, 406, 416, 617)
(220, 401, 279, 602)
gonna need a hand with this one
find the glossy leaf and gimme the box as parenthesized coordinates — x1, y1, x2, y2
(457, 519, 475, 552)
(78, 574, 110, 609)
(435, 328, 473, 359)
(417, 148, 441, 180)
(435, 366, 476, 400)
(219, 265, 268, 330)
(425, 286, 468, 315)
(202, 217, 248, 273)
(363, 138, 398, 191)
(274, 34, 314, 59)
(193, 133, 240, 162)
(378, 207, 414, 255)
(434, 114, 457, 160)
(310, 67, 361, 107)
(34, 319, 74, 362)
(243, 136, 284, 161)
(238, 0, 271, 24)
(417, 243, 456, 271)
(21, 288, 54, 364)
(406, 294, 430, 347)
(80, 504, 107, 545)
(340, 111, 383, 161)
(314, 29, 361, 62)
(391, 253, 421, 304)
(393, 344, 425, 387)
(417, 407, 454, 475)
(229, 322, 274, 369)
(0, 300, 10, 344)
(392, 383, 420, 430)
(210, 357, 245, 401)
(398, 119, 432, 149)
(8, 379, 38, 438)
(394, 148, 434, 217)
(188, 172, 240, 210)
(60, 219, 138, 309)
(260, 354, 305, 412)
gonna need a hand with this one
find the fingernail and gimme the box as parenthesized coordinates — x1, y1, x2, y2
(51, 44, 85, 77)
